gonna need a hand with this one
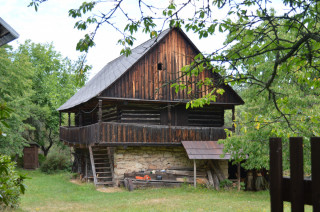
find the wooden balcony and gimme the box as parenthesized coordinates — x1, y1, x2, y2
(60, 122, 231, 147)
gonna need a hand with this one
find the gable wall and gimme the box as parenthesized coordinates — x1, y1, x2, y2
(102, 29, 241, 104)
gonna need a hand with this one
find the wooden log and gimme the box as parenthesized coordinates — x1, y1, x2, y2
(208, 160, 226, 181)
(207, 170, 214, 188)
(212, 172, 220, 190)
(194, 159, 196, 188)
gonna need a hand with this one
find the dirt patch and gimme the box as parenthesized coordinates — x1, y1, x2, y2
(69, 179, 84, 185)
(144, 198, 167, 204)
(96, 186, 124, 193)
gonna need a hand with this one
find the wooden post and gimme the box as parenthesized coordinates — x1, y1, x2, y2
(289, 137, 304, 212)
(311, 137, 320, 211)
(237, 162, 241, 191)
(98, 100, 102, 143)
(98, 100, 102, 123)
(68, 112, 71, 127)
(269, 137, 283, 212)
(194, 159, 196, 188)
(59, 112, 62, 126)
(79, 111, 83, 127)
(85, 153, 88, 182)
(167, 103, 171, 126)
(232, 107, 235, 130)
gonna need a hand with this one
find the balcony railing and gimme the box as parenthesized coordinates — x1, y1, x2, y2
(60, 122, 231, 146)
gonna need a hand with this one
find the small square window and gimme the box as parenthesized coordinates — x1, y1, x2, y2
(157, 62, 163, 70)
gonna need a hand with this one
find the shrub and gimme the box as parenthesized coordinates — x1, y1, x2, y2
(219, 179, 233, 189)
(38, 154, 46, 166)
(40, 153, 71, 174)
(0, 155, 26, 209)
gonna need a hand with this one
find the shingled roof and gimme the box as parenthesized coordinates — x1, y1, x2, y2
(58, 28, 172, 111)
(0, 17, 19, 47)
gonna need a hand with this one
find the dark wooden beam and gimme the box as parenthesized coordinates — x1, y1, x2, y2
(269, 137, 283, 212)
(98, 100, 102, 123)
(98, 96, 241, 107)
(95, 142, 182, 147)
(59, 112, 62, 126)
(289, 137, 304, 212)
(232, 106, 235, 130)
(311, 137, 320, 211)
(68, 112, 71, 127)
(79, 111, 83, 127)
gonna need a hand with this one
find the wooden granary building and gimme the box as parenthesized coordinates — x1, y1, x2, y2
(58, 27, 244, 187)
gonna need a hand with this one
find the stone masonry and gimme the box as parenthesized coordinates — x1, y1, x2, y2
(113, 146, 228, 183)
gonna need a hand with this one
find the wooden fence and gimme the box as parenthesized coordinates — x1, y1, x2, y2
(269, 137, 320, 212)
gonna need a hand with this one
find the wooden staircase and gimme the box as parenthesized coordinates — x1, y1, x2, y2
(89, 146, 114, 186)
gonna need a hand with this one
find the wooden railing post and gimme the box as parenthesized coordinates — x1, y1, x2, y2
(232, 106, 235, 130)
(290, 137, 304, 212)
(269, 137, 283, 212)
(98, 100, 102, 143)
(59, 112, 62, 126)
(311, 137, 320, 211)
(68, 112, 71, 127)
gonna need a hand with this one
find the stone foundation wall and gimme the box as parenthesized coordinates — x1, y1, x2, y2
(113, 146, 228, 183)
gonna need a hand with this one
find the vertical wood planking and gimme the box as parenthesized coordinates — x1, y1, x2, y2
(311, 137, 320, 211)
(289, 137, 304, 212)
(269, 137, 283, 212)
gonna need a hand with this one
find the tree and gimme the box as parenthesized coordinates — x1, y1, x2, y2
(220, 22, 320, 170)
(0, 45, 34, 155)
(18, 41, 87, 156)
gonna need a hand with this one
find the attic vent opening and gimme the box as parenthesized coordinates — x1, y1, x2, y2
(157, 62, 163, 70)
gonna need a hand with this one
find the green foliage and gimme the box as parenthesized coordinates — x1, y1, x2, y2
(0, 41, 85, 156)
(219, 179, 233, 189)
(0, 45, 34, 155)
(18, 41, 86, 156)
(0, 155, 26, 209)
(220, 22, 320, 171)
(40, 153, 71, 174)
(38, 154, 46, 166)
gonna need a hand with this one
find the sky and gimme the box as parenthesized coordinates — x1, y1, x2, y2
(0, 0, 286, 80)
(0, 0, 230, 80)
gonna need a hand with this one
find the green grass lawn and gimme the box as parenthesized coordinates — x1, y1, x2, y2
(16, 170, 310, 212)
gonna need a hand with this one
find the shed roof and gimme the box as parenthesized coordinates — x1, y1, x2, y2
(58, 28, 172, 111)
(181, 141, 230, 160)
(0, 17, 19, 47)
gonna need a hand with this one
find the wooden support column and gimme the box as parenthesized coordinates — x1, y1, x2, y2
(68, 112, 71, 127)
(311, 137, 320, 211)
(237, 162, 241, 191)
(98, 100, 102, 142)
(59, 112, 62, 126)
(194, 159, 197, 188)
(167, 103, 171, 126)
(98, 100, 102, 123)
(232, 106, 235, 130)
(79, 110, 83, 127)
(269, 137, 283, 212)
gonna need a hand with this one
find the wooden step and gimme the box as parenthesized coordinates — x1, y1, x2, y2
(97, 177, 112, 179)
(96, 172, 111, 174)
(96, 182, 114, 185)
(95, 163, 111, 165)
(95, 167, 111, 169)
